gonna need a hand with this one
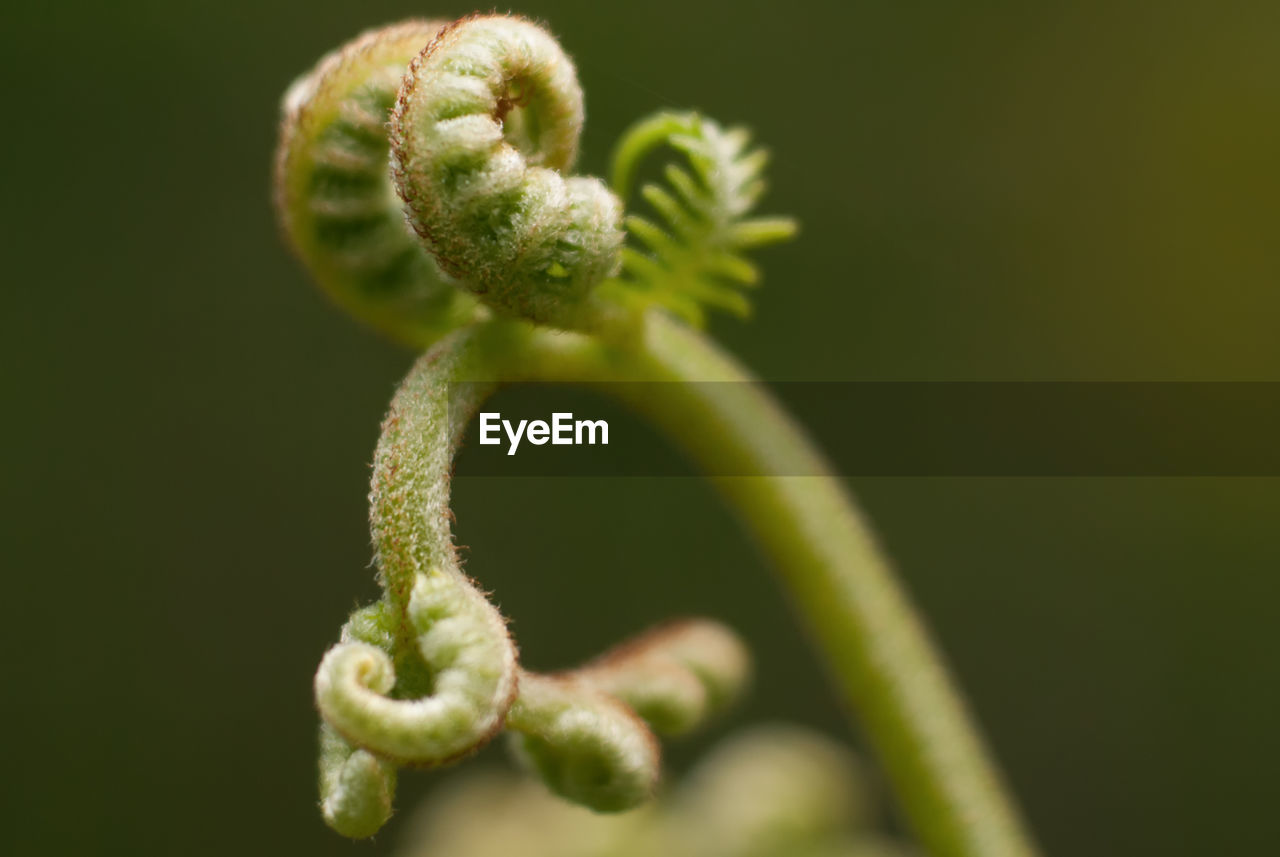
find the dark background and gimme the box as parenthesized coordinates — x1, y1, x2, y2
(4, 1, 1278, 854)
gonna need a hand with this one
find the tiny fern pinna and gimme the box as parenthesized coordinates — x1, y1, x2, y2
(275, 13, 1040, 857)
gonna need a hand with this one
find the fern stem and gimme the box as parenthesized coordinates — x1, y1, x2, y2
(465, 313, 1040, 857)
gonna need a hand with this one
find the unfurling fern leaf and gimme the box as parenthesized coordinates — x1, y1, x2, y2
(606, 112, 797, 325)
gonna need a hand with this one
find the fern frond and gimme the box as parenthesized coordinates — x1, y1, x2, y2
(605, 112, 797, 325)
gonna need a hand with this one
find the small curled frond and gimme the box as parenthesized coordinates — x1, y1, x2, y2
(311, 325, 750, 836)
(606, 112, 797, 325)
(274, 20, 485, 346)
(313, 570, 517, 764)
(309, 327, 519, 837)
(506, 671, 661, 812)
(390, 15, 623, 330)
(315, 334, 520, 767)
(506, 620, 749, 812)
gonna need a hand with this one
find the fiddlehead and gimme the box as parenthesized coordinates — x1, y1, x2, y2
(390, 15, 624, 330)
(308, 328, 518, 837)
(309, 322, 749, 836)
(275, 20, 484, 347)
(313, 575, 517, 764)
(506, 672, 660, 812)
(507, 618, 750, 811)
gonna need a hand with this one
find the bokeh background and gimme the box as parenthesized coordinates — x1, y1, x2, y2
(3, 1, 1278, 854)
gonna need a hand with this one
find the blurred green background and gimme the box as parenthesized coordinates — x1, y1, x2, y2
(3, 1, 1277, 854)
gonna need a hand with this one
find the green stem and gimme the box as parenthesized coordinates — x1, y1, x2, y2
(442, 312, 1039, 857)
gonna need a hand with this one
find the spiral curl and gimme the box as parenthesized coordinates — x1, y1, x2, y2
(275, 20, 484, 346)
(506, 619, 750, 812)
(390, 15, 624, 329)
(507, 672, 661, 812)
(308, 322, 750, 837)
(313, 571, 518, 764)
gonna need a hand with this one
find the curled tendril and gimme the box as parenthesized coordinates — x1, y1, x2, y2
(311, 336, 520, 780)
(507, 619, 751, 812)
(313, 570, 517, 764)
(506, 672, 660, 812)
(274, 20, 485, 346)
(309, 324, 749, 837)
(390, 15, 624, 329)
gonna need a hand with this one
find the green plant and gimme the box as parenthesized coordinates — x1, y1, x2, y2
(275, 14, 1040, 856)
